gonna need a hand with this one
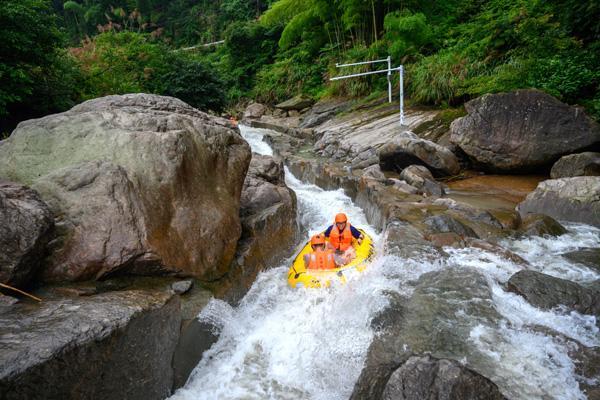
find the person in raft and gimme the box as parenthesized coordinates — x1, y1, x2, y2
(324, 213, 364, 265)
(304, 234, 338, 270)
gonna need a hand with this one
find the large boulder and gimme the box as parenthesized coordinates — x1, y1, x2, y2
(450, 90, 600, 172)
(507, 270, 600, 317)
(0, 181, 53, 288)
(519, 214, 567, 237)
(379, 135, 461, 176)
(242, 102, 268, 120)
(550, 152, 600, 178)
(0, 287, 181, 400)
(400, 165, 445, 196)
(224, 154, 298, 302)
(382, 355, 506, 400)
(517, 177, 600, 227)
(0, 94, 251, 282)
(275, 94, 314, 111)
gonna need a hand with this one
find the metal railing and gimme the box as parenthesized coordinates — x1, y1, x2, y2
(330, 56, 404, 126)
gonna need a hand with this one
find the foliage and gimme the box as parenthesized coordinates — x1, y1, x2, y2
(70, 31, 226, 111)
(0, 0, 82, 133)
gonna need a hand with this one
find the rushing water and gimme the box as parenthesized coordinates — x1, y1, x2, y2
(169, 125, 600, 400)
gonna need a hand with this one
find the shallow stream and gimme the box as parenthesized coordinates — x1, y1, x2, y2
(169, 126, 599, 400)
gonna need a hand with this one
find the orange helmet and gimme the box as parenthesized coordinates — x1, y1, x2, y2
(310, 234, 326, 246)
(335, 213, 348, 223)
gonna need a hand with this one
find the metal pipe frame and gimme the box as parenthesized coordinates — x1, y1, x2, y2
(335, 58, 390, 68)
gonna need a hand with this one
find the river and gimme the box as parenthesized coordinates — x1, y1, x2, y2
(169, 125, 600, 400)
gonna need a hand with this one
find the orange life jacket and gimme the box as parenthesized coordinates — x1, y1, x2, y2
(308, 250, 336, 270)
(329, 223, 354, 251)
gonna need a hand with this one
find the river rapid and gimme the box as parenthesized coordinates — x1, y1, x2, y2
(169, 126, 600, 400)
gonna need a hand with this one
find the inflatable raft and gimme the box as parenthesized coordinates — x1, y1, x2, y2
(287, 229, 374, 288)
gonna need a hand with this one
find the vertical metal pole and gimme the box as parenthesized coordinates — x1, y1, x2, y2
(399, 65, 404, 126)
(387, 56, 392, 103)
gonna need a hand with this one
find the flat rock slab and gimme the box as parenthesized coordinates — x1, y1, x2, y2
(0, 289, 180, 400)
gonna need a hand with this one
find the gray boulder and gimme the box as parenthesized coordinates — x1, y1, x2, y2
(450, 90, 600, 172)
(382, 355, 506, 400)
(0, 181, 53, 288)
(379, 136, 460, 176)
(275, 94, 314, 111)
(508, 270, 600, 316)
(550, 152, 600, 178)
(400, 165, 445, 196)
(225, 154, 298, 302)
(243, 102, 268, 120)
(517, 177, 600, 227)
(519, 214, 567, 237)
(562, 248, 600, 272)
(0, 288, 181, 400)
(424, 214, 479, 238)
(0, 94, 251, 282)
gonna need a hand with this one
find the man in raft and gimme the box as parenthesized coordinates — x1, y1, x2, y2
(304, 234, 338, 270)
(324, 213, 364, 265)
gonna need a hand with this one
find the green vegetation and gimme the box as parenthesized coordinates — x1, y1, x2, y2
(1, 0, 598, 133)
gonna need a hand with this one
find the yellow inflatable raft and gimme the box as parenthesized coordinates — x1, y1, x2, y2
(287, 229, 374, 288)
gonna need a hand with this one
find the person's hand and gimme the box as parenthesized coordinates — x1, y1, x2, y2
(357, 237, 363, 245)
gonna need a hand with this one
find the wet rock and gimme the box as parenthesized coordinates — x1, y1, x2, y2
(0, 181, 53, 288)
(172, 318, 219, 390)
(488, 209, 521, 230)
(432, 198, 503, 230)
(550, 152, 600, 178)
(450, 90, 600, 172)
(0, 288, 181, 400)
(387, 179, 420, 195)
(313, 107, 439, 164)
(382, 355, 506, 400)
(562, 248, 600, 272)
(0, 294, 18, 308)
(243, 102, 268, 120)
(519, 214, 567, 237)
(517, 177, 600, 227)
(384, 220, 447, 260)
(424, 214, 479, 238)
(507, 270, 600, 316)
(400, 165, 445, 196)
(172, 280, 193, 295)
(362, 164, 386, 181)
(225, 154, 298, 302)
(428, 232, 466, 248)
(0, 94, 251, 282)
(352, 268, 503, 399)
(378, 136, 461, 177)
(299, 100, 350, 128)
(463, 238, 529, 266)
(171, 283, 216, 391)
(275, 94, 314, 111)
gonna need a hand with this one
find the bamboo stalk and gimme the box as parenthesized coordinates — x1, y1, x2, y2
(0, 283, 42, 302)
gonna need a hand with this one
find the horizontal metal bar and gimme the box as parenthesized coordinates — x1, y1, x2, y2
(335, 58, 389, 68)
(330, 67, 402, 81)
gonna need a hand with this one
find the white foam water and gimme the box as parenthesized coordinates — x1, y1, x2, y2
(169, 125, 600, 400)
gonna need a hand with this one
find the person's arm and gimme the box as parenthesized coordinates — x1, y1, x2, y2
(350, 226, 364, 243)
(323, 225, 333, 237)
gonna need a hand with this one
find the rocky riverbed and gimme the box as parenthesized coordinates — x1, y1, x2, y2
(1, 90, 599, 399)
